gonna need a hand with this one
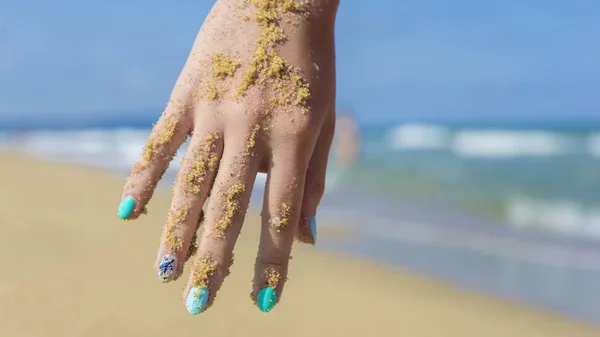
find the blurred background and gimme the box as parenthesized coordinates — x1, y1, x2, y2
(1, 0, 600, 331)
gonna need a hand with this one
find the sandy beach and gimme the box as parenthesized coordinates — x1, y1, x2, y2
(0, 151, 598, 337)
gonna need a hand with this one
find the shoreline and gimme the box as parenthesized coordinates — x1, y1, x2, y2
(4, 149, 600, 324)
(1, 151, 600, 336)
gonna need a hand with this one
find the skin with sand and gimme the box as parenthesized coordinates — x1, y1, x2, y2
(117, 0, 339, 315)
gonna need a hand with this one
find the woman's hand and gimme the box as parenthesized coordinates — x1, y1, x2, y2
(116, 0, 338, 315)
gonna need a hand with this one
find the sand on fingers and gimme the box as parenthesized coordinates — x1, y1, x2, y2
(0, 152, 598, 337)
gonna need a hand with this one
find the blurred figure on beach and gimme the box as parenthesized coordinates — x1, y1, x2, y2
(324, 108, 360, 192)
(333, 108, 360, 167)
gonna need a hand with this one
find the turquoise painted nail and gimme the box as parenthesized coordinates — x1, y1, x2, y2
(309, 216, 317, 243)
(118, 197, 135, 219)
(186, 287, 209, 315)
(257, 287, 277, 313)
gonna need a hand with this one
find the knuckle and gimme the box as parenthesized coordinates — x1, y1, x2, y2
(258, 247, 292, 268)
(294, 114, 322, 138)
(257, 259, 288, 272)
(273, 114, 320, 142)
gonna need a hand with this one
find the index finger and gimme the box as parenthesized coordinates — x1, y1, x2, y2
(117, 99, 192, 220)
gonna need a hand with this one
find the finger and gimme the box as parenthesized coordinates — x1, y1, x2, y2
(252, 146, 310, 313)
(155, 127, 223, 283)
(118, 99, 193, 220)
(297, 111, 335, 245)
(183, 131, 260, 315)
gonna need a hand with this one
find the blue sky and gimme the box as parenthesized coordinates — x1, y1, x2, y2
(1, 0, 599, 127)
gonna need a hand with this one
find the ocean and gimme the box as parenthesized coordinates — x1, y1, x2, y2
(1, 120, 600, 324)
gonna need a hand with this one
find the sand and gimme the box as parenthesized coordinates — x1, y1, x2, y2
(0, 151, 598, 337)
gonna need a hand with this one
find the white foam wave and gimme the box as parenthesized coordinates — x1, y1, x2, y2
(588, 133, 600, 158)
(388, 123, 449, 150)
(452, 130, 573, 158)
(386, 123, 586, 159)
(3, 128, 153, 171)
(507, 194, 600, 238)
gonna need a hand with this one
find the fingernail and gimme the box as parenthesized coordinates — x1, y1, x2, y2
(118, 197, 135, 219)
(157, 255, 177, 282)
(309, 216, 317, 244)
(257, 287, 277, 313)
(186, 287, 209, 315)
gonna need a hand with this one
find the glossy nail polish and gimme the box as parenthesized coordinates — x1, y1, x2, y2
(309, 216, 317, 244)
(186, 287, 209, 315)
(257, 287, 277, 313)
(118, 197, 135, 219)
(157, 255, 177, 282)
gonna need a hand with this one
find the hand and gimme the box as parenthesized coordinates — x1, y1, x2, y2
(117, 0, 338, 314)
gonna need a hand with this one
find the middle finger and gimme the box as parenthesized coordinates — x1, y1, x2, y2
(183, 125, 262, 314)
